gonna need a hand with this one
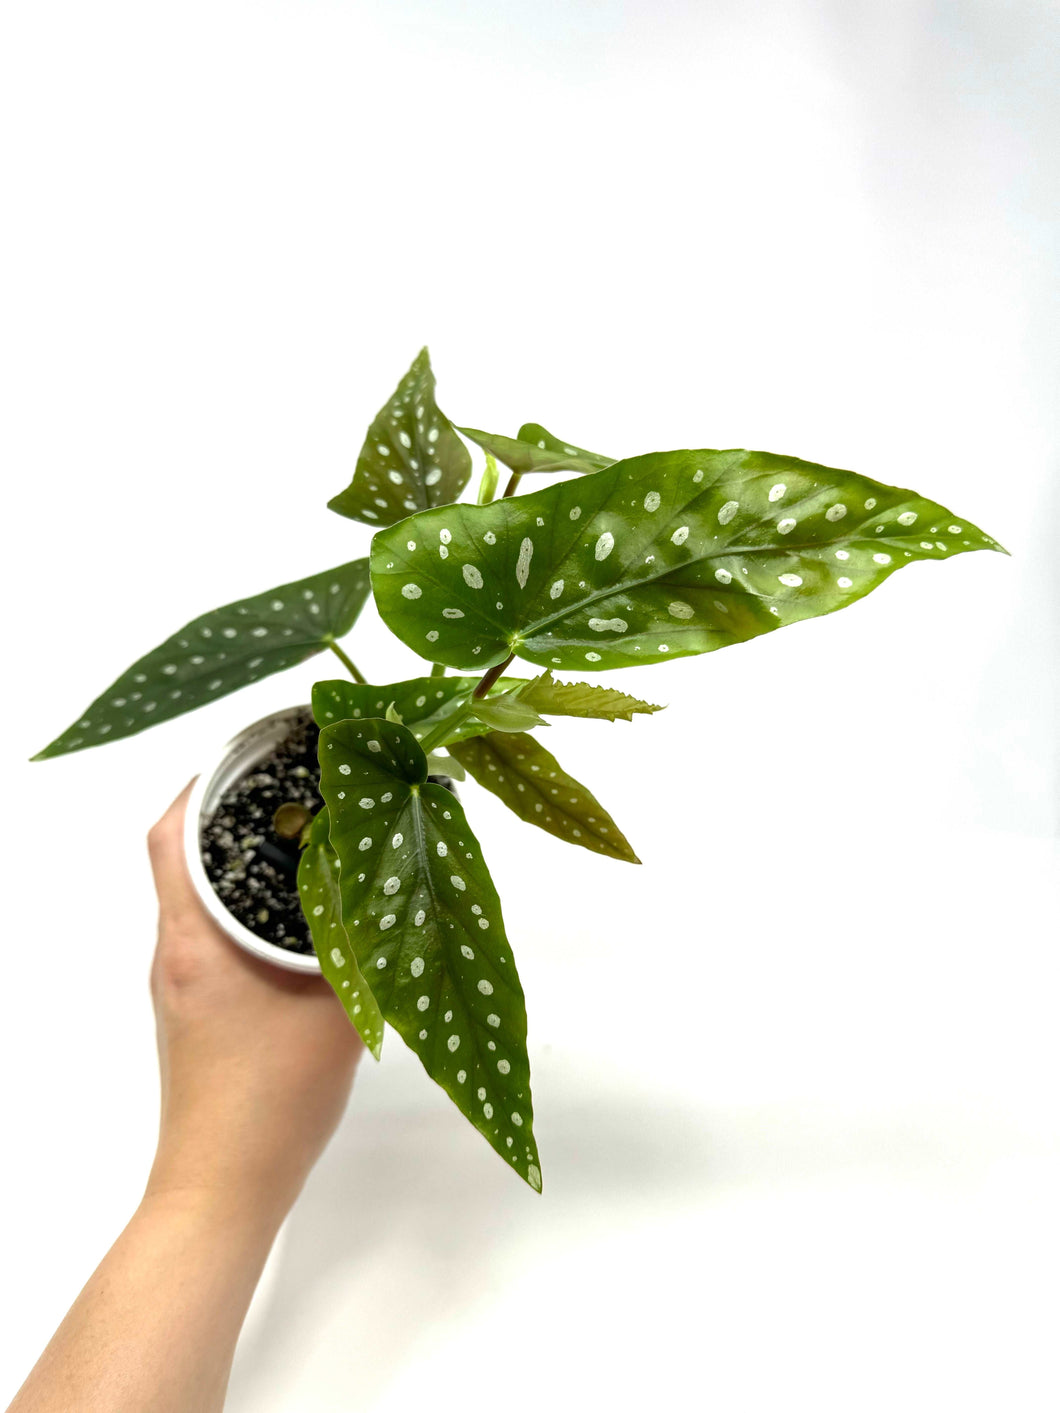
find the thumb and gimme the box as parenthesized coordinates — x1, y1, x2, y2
(146, 778, 202, 914)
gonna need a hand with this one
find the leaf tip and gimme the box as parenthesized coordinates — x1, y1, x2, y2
(30, 737, 66, 761)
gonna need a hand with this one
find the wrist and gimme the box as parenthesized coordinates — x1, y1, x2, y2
(143, 1162, 297, 1237)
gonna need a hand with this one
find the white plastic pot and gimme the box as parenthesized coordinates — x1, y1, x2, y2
(183, 704, 322, 974)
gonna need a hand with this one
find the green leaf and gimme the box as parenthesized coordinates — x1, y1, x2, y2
(426, 751, 466, 781)
(33, 559, 372, 760)
(312, 675, 528, 748)
(518, 423, 616, 473)
(449, 732, 639, 863)
(298, 808, 385, 1060)
(458, 424, 614, 477)
(370, 449, 1006, 672)
(317, 717, 542, 1192)
(515, 670, 664, 722)
(468, 689, 548, 734)
(328, 348, 472, 527)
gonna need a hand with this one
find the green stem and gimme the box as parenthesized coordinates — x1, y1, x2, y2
(417, 653, 515, 755)
(418, 710, 467, 757)
(430, 662, 447, 677)
(326, 638, 367, 684)
(502, 471, 523, 499)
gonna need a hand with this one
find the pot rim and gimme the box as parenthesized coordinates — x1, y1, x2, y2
(183, 704, 322, 974)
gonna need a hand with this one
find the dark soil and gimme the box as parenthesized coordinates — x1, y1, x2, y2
(201, 711, 320, 955)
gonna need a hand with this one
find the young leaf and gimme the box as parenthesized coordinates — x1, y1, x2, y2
(317, 717, 543, 1192)
(426, 750, 466, 781)
(328, 348, 472, 527)
(32, 559, 372, 760)
(477, 451, 500, 505)
(371, 449, 1006, 672)
(515, 670, 664, 723)
(468, 690, 548, 734)
(312, 675, 528, 748)
(449, 731, 639, 863)
(518, 423, 616, 473)
(298, 808, 385, 1060)
(457, 424, 614, 477)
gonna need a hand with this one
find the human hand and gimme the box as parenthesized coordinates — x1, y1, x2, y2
(144, 781, 364, 1223)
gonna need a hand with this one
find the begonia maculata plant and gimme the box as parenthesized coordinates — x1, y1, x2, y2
(34, 348, 1007, 1193)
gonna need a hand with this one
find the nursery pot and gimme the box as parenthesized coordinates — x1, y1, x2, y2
(184, 705, 322, 975)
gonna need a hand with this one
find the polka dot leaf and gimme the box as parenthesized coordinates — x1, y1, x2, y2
(371, 449, 1006, 672)
(317, 716, 543, 1193)
(458, 423, 615, 477)
(328, 347, 472, 528)
(32, 559, 372, 760)
(297, 807, 384, 1060)
(449, 731, 640, 863)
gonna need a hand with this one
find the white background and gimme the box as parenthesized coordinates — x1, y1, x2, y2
(2, 1, 1057, 1409)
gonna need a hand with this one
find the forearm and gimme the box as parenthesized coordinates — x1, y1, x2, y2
(8, 1187, 285, 1413)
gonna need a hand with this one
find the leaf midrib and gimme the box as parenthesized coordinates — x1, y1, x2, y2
(518, 529, 908, 641)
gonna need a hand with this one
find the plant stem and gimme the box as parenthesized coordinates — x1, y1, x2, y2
(430, 662, 447, 677)
(326, 639, 367, 684)
(473, 653, 515, 698)
(417, 653, 515, 755)
(418, 712, 465, 756)
(502, 471, 523, 499)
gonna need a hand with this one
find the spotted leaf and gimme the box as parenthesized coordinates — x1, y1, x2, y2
(328, 348, 472, 527)
(449, 732, 639, 863)
(458, 423, 614, 477)
(298, 808, 384, 1060)
(32, 560, 372, 760)
(515, 670, 664, 722)
(371, 449, 1006, 672)
(312, 675, 528, 748)
(317, 717, 542, 1192)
